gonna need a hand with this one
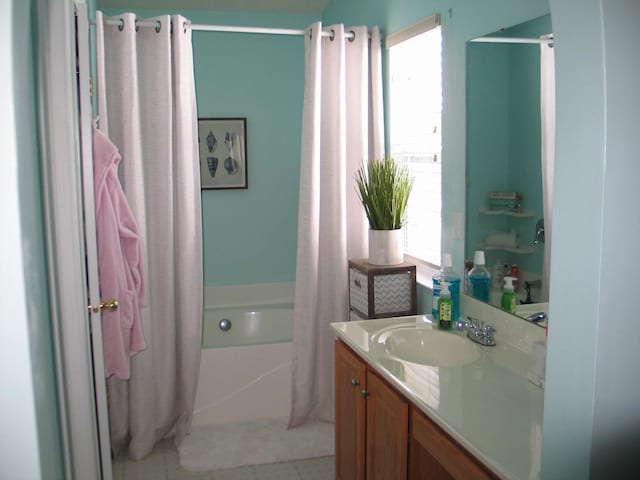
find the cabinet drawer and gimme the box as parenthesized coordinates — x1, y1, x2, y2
(349, 268, 370, 315)
(348, 259, 417, 319)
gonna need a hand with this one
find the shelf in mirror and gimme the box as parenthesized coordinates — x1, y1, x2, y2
(479, 243, 535, 254)
(478, 208, 536, 218)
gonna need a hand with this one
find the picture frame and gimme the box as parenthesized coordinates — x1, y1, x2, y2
(198, 117, 248, 189)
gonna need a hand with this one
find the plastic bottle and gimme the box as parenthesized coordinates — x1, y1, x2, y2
(510, 265, 520, 292)
(431, 253, 461, 320)
(437, 281, 453, 330)
(468, 250, 491, 303)
(492, 259, 508, 290)
(501, 276, 517, 314)
(431, 273, 442, 320)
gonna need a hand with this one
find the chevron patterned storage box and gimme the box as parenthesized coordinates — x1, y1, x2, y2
(348, 259, 417, 319)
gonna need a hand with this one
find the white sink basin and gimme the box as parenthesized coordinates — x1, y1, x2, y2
(384, 328, 482, 367)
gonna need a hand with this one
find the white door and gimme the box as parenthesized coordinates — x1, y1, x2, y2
(75, 3, 114, 479)
(38, 1, 112, 478)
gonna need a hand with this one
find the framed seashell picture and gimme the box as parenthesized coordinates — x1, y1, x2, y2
(198, 117, 248, 189)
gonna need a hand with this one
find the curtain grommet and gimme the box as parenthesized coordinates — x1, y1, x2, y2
(348, 30, 356, 42)
(329, 29, 335, 41)
(183, 21, 187, 34)
(155, 21, 161, 33)
(135, 20, 139, 32)
(118, 18, 124, 31)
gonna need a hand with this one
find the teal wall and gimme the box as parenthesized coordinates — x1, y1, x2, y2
(103, 9, 317, 286)
(1, 1, 64, 478)
(543, 0, 640, 477)
(193, 12, 313, 286)
(466, 41, 511, 266)
(466, 15, 551, 279)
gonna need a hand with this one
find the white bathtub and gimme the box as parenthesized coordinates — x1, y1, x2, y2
(192, 283, 294, 426)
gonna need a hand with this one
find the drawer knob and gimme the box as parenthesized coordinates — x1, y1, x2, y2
(350, 378, 360, 387)
(360, 389, 370, 399)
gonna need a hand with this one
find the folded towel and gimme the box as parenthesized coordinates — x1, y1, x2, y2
(485, 229, 519, 248)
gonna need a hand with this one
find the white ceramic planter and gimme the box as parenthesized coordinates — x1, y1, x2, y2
(368, 229, 404, 265)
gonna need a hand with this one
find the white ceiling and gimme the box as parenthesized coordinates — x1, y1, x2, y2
(98, 0, 330, 14)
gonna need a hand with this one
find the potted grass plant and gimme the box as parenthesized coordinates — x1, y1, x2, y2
(355, 158, 413, 265)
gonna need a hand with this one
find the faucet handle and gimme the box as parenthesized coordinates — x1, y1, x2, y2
(481, 324, 497, 346)
(483, 324, 496, 339)
(466, 316, 479, 330)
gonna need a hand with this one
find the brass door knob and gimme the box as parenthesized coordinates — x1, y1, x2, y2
(88, 298, 119, 313)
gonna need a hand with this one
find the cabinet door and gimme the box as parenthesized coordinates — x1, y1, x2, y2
(366, 369, 409, 480)
(335, 340, 367, 480)
(410, 408, 496, 480)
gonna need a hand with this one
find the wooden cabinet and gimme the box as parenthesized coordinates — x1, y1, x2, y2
(349, 259, 417, 320)
(335, 340, 408, 480)
(336, 339, 498, 480)
(335, 338, 367, 480)
(366, 367, 409, 480)
(410, 408, 496, 480)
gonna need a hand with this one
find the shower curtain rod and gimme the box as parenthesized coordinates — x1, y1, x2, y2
(93, 18, 356, 39)
(471, 36, 553, 45)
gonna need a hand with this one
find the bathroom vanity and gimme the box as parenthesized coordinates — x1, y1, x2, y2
(332, 308, 545, 480)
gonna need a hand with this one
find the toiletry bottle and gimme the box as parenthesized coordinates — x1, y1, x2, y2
(501, 276, 517, 314)
(431, 253, 461, 320)
(463, 259, 474, 294)
(437, 281, 453, 330)
(441, 253, 461, 320)
(492, 258, 507, 290)
(431, 271, 442, 320)
(510, 265, 520, 292)
(468, 250, 491, 303)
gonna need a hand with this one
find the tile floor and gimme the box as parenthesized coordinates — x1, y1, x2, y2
(112, 440, 335, 480)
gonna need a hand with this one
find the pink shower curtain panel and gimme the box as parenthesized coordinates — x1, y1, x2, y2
(289, 22, 384, 427)
(96, 11, 203, 459)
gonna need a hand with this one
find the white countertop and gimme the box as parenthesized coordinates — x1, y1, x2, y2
(331, 314, 544, 480)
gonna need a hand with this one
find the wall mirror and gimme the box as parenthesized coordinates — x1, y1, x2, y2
(464, 14, 552, 321)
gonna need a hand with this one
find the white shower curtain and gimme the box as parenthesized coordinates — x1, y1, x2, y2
(95, 12, 203, 459)
(540, 36, 555, 302)
(289, 22, 384, 427)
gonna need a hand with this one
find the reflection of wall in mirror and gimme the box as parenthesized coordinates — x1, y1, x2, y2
(465, 15, 552, 304)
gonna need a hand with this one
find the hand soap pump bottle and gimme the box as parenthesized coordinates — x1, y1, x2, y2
(431, 253, 461, 321)
(468, 250, 491, 303)
(501, 276, 517, 314)
(437, 281, 453, 330)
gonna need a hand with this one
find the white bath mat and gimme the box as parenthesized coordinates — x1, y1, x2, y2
(178, 417, 334, 472)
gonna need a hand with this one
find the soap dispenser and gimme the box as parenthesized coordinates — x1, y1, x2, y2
(431, 253, 461, 320)
(501, 276, 517, 314)
(437, 281, 453, 330)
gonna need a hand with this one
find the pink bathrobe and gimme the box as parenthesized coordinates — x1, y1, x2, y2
(93, 126, 147, 379)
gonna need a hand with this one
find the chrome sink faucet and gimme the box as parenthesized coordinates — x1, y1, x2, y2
(456, 316, 496, 347)
(534, 219, 545, 244)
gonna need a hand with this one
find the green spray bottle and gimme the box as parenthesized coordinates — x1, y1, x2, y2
(501, 276, 517, 314)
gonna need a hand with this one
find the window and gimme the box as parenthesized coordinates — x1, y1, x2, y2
(387, 17, 442, 269)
